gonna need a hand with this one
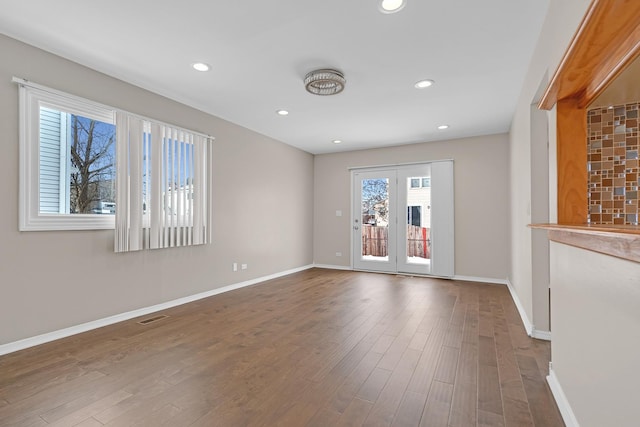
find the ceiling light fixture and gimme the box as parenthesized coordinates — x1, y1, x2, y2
(192, 62, 210, 72)
(437, 124, 449, 130)
(276, 109, 289, 116)
(304, 69, 346, 96)
(415, 79, 434, 89)
(332, 139, 342, 144)
(380, 0, 406, 13)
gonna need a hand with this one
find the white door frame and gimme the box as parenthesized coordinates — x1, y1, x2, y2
(350, 161, 454, 277)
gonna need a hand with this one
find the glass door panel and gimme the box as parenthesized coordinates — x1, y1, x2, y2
(353, 170, 396, 272)
(397, 166, 432, 275)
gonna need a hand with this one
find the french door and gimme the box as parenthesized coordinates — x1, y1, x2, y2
(352, 161, 454, 277)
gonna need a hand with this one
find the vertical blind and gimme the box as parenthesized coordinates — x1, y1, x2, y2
(115, 112, 213, 252)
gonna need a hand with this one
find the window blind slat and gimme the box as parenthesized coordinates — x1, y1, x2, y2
(150, 123, 163, 249)
(129, 117, 144, 251)
(115, 112, 130, 252)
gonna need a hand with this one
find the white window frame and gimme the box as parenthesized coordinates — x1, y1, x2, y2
(18, 80, 116, 231)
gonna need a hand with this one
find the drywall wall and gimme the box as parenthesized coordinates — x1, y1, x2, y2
(550, 242, 640, 427)
(313, 133, 509, 281)
(508, 0, 591, 332)
(0, 34, 314, 345)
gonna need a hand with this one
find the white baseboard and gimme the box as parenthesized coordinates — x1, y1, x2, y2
(532, 329, 552, 341)
(547, 368, 580, 427)
(505, 279, 552, 341)
(0, 264, 314, 356)
(452, 275, 508, 285)
(506, 278, 534, 336)
(313, 263, 352, 271)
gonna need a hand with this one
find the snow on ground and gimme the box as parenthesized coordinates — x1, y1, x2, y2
(361, 255, 430, 265)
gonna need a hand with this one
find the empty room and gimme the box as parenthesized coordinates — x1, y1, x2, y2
(1, 1, 639, 426)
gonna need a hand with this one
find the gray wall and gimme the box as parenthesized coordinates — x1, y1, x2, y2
(313, 134, 509, 280)
(0, 34, 314, 345)
(508, 0, 591, 332)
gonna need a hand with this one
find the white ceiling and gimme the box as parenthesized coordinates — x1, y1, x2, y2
(0, 0, 550, 154)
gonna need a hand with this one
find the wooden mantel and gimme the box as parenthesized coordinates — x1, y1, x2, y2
(538, 0, 640, 224)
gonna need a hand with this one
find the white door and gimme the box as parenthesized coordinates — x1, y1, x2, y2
(352, 161, 454, 277)
(397, 165, 432, 275)
(352, 170, 397, 272)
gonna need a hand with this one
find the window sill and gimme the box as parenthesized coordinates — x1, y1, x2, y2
(529, 223, 640, 263)
(20, 214, 115, 231)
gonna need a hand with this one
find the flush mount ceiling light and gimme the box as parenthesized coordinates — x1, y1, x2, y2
(380, 0, 406, 13)
(332, 139, 342, 144)
(437, 124, 449, 130)
(192, 62, 210, 72)
(415, 79, 434, 89)
(276, 109, 289, 116)
(304, 69, 346, 96)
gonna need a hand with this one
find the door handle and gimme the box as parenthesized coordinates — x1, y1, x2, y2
(354, 226, 359, 230)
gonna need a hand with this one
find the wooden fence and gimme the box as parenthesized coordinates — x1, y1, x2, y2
(361, 225, 430, 259)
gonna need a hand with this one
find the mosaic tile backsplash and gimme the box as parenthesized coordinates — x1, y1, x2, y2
(587, 104, 640, 225)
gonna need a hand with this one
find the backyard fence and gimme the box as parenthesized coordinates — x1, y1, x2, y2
(361, 225, 430, 259)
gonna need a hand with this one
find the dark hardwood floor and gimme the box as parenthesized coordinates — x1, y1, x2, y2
(0, 269, 564, 426)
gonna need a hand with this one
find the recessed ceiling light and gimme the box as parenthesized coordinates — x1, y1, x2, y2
(415, 79, 434, 89)
(192, 62, 210, 72)
(380, 0, 406, 13)
(332, 139, 342, 144)
(276, 109, 289, 116)
(437, 125, 449, 130)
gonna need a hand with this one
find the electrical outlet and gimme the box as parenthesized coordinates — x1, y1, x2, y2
(241, 263, 248, 270)
(335, 252, 342, 257)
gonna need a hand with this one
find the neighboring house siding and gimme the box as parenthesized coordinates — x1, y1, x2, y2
(407, 186, 431, 227)
(39, 107, 62, 213)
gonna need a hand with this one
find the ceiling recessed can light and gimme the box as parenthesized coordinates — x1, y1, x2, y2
(192, 62, 210, 72)
(276, 109, 289, 116)
(437, 124, 449, 130)
(332, 139, 342, 144)
(414, 79, 434, 89)
(380, 0, 406, 13)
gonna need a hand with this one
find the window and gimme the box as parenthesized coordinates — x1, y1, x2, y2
(114, 112, 213, 252)
(17, 79, 214, 250)
(19, 82, 117, 230)
(409, 177, 430, 189)
(407, 206, 422, 226)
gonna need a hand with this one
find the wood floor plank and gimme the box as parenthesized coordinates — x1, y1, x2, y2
(433, 345, 460, 384)
(0, 269, 563, 427)
(336, 397, 373, 427)
(391, 391, 428, 427)
(356, 367, 392, 403)
(516, 354, 564, 427)
(305, 407, 341, 427)
(420, 380, 453, 427)
(363, 348, 421, 426)
(449, 380, 477, 427)
(74, 418, 105, 427)
(326, 350, 384, 414)
(478, 364, 503, 417)
(46, 389, 132, 426)
(406, 319, 447, 395)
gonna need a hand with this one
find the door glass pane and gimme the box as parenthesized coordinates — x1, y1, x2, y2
(361, 178, 389, 261)
(406, 176, 431, 266)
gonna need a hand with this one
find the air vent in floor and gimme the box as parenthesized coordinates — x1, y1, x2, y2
(137, 314, 169, 325)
